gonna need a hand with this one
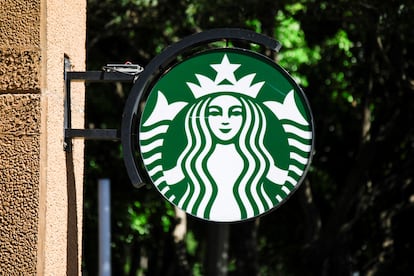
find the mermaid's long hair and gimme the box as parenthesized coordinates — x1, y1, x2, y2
(177, 95, 276, 219)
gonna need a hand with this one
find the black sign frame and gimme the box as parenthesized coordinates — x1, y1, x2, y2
(121, 28, 284, 188)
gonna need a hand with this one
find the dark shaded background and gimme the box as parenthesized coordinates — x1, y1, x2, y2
(82, 1, 414, 275)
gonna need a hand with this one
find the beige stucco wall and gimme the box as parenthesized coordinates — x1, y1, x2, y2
(0, 0, 85, 274)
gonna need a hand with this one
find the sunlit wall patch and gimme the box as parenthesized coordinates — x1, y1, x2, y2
(138, 48, 314, 222)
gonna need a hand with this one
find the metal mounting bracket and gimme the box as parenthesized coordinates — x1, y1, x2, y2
(64, 67, 141, 152)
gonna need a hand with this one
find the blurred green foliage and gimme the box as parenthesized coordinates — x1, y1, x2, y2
(83, 0, 414, 275)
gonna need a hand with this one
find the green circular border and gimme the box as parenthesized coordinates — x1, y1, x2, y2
(138, 48, 314, 222)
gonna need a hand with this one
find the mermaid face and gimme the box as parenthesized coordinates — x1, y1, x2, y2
(207, 95, 243, 142)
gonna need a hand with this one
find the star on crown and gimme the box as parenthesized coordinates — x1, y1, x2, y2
(186, 54, 265, 99)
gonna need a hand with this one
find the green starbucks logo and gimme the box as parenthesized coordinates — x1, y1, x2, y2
(139, 49, 313, 222)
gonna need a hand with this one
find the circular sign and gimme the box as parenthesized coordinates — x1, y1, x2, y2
(135, 48, 314, 222)
(122, 29, 314, 222)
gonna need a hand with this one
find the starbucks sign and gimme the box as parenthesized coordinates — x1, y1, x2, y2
(122, 29, 314, 222)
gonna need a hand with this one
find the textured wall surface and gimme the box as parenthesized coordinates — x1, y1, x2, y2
(0, 0, 42, 273)
(0, 95, 40, 274)
(40, 0, 86, 274)
(0, 1, 40, 47)
(0, 49, 41, 92)
(0, 0, 85, 274)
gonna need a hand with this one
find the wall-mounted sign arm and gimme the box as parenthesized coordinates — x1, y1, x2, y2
(64, 68, 140, 152)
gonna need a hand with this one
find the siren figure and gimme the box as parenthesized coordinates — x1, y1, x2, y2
(140, 53, 312, 222)
(160, 54, 289, 221)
